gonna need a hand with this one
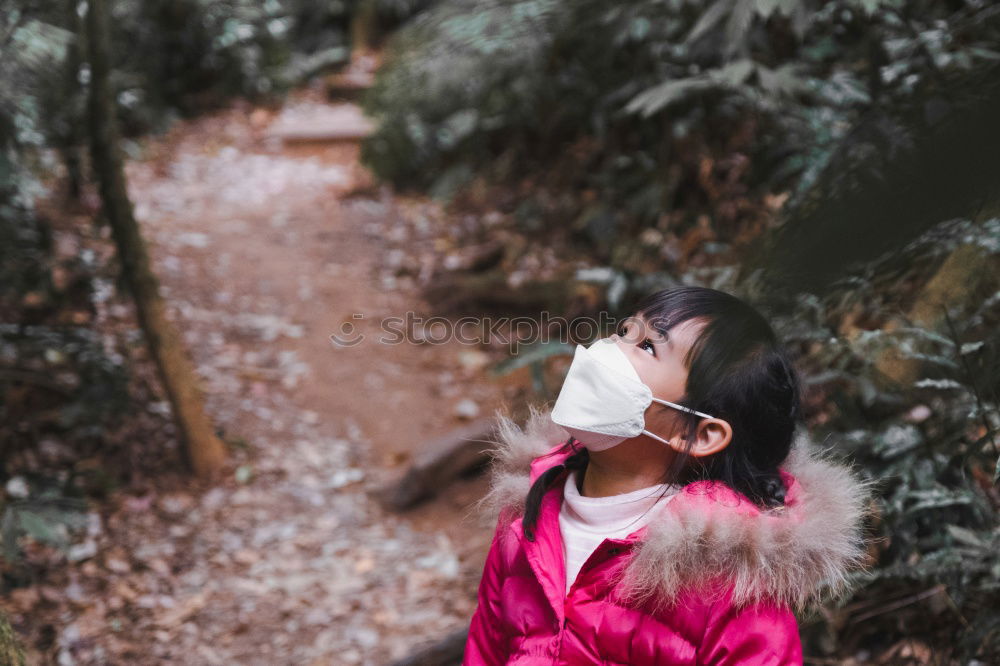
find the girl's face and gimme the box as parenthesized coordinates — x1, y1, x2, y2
(613, 314, 707, 443)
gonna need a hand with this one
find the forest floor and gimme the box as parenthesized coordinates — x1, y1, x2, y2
(9, 82, 531, 665)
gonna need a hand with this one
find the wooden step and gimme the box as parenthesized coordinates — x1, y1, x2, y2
(268, 103, 375, 144)
(326, 69, 375, 100)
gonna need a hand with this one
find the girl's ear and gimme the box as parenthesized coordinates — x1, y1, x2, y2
(687, 418, 733, 457)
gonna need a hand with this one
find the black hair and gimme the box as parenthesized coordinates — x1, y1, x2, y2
(522, 286, 803, 542)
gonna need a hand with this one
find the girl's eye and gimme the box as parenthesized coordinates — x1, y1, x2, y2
(639, 339, 656, 356)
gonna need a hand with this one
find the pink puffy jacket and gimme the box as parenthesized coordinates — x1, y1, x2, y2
(463, 408, 874, 665)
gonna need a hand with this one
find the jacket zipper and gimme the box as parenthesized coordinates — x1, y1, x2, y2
(557, 544, 625, 657)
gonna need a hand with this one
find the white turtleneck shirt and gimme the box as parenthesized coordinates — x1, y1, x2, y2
(559, 469, 682, 595)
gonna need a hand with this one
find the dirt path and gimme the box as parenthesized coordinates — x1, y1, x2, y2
(44, 89, 517, 665)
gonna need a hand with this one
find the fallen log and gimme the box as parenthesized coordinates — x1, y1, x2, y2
(375, 418, 499, 511)
(389, 627, 468, 666)
(440, 240, 506, 274)
(422, 268, 604, 318)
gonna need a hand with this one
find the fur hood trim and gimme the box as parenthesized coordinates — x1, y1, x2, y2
(473, 404, 879, 613)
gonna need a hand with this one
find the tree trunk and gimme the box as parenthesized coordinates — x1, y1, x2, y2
(85, 0, 226, 477)
(350, 0, 380, 53)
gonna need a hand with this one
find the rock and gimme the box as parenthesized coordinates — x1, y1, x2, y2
(201, 488, 228, 510)
(452, 399, 479, 420)
(5, 477, 29, 499)
(159, 494, 195, 516)
(68, 540, 98, 563)
(328, 468, 365, 489)
(904, 404, 932, 423)
(457, 350, 490, 372)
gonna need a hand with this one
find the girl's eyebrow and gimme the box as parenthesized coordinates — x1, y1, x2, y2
(643, 327, 672, 357)
(649, 329, 670, 348)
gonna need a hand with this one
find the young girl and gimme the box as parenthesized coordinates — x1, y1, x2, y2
(463, 286, 875, 665)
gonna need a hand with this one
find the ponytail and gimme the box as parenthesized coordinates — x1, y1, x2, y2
(523, 438, 589, 542)
(748, 471, 788, 508)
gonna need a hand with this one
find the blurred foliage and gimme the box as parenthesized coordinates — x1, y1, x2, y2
(0, 0, 365, 319)
(0, 321, 129, 564)
(363, 0, 1000, 256)
(0, 6, 67, 312)
(766, 217, 1000, 660)
(375, 0, 439, 25)
(0, 0, 377, 566)
(23, 0, 360, 136)
(0, 323, 131, 445)
(744, 57, 1000, 294)
(1, 494, 89, 564)
(489, 339, 574, 394)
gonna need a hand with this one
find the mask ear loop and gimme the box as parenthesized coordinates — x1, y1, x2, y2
(641, 429, 674, 447)
(650, 397, 716, 420)
(643, 398, 716, 446)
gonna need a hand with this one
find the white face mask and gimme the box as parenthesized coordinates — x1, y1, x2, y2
(550, 337, 716, 452)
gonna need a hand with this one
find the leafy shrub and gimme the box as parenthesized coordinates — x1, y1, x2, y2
(759, 217, 1000, 660)
(364, 0, 1000, 253)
